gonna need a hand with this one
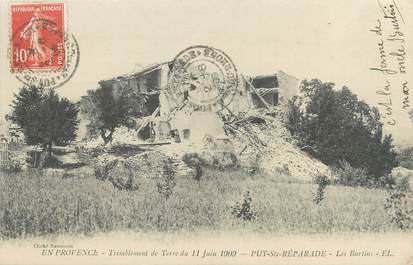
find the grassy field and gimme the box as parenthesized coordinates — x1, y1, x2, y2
(0, 167, 398, 240)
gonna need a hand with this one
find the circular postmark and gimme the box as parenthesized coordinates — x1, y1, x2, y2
(10, 18, 79, 89)
(168, 45, 238, 111)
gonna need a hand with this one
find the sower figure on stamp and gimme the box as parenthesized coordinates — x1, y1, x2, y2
(20, 8, 56, 66)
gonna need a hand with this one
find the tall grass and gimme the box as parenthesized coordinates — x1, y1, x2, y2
(0, 168, 398, 240)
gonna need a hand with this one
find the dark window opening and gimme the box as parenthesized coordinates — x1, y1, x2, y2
(251, 75, 279, 88)
(145, 94, 160, 115)
(183, 129, 191, 140)
(170, 129, 181, 143)
(139, 124, 151, 140)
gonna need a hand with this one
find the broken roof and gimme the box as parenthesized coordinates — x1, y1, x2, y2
(99, 61, 172, 85)
(251, 74, 279, 88)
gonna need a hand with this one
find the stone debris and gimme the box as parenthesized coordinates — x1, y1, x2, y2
(87, 106, 331, 183)
(78, 126, 146, 149)
(226, 106, 331, 182)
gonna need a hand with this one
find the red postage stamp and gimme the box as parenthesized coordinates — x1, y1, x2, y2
(11, 2, 65, 71)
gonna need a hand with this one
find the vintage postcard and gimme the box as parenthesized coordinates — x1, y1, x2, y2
(0, 0, 412, 265)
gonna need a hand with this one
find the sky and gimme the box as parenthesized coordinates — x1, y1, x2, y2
(0, 0, 412, 145)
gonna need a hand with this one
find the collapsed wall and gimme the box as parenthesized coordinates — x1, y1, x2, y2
(226, 106, 331, 182)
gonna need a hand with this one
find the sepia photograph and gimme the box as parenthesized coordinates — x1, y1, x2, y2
(0, 0, 412, 264)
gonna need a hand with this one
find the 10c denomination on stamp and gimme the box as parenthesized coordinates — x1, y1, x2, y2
(11, 2, 65, 70)
(10, 2, 79, 89)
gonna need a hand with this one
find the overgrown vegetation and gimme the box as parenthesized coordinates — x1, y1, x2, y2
(286, 79, 398, 182)
(0, 168, 404, 239)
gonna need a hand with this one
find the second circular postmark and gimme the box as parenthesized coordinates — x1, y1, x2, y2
(168, 45, 239, 112)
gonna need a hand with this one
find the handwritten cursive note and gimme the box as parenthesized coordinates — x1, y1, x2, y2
(370, 0, 409, 126)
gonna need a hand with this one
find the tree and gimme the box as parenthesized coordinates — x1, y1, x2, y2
(6, 86, 79, 156)
(286, 79, 398, 178)
(79, 82, 145, 144)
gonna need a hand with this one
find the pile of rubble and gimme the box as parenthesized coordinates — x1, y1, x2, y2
(225, 106, 331, 182)
(157, 105, 331, 182)
(78, 126, 145, 149)
(82, 107, 331, 183)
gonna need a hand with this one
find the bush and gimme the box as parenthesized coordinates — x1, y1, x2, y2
(332, 160, 395, 188)
(105, 161, 139, 190)
(94, 151, 176, 192)
(0, 152, 29, 173)
(313, 175, 330, 204)
(384, 187, 413, 230)
(333, 160, 370, 187)
(182, 153, 203, 180)
(93, 153, 119, 180)
(182, 153, 203, 167)
(206, 151, 239, 171)
(391, 167, 413, 192)
(231, 191, 256, 221)
(182, 151, 239, 172)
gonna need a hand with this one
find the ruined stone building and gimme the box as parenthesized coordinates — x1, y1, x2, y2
(85, 62, 300, 145)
